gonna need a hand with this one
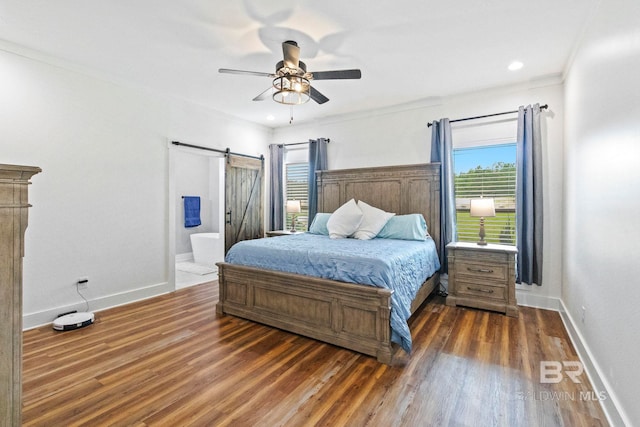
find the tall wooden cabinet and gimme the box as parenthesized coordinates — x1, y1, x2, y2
(1, 164, 40, 426)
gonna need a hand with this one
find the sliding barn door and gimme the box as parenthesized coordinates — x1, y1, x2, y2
(225, 155, 264, 252)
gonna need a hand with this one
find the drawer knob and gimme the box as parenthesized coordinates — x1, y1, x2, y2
(467, 267, 494, 273)
(467, 286, 494, 294)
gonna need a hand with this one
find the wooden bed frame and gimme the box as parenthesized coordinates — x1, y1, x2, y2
(216, 163, 441, 363)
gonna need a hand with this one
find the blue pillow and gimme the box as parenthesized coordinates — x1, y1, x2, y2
(309, 213, 331, 235)
(377, 214, 428, 241)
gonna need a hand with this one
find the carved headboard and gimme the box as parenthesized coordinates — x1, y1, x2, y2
(316, 163, 441, 258)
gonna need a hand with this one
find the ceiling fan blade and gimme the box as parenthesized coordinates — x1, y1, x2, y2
(219, 68, 276, 78)
(252, 87, 273, 101)
(311, 69, 362, 80)
(309, 87, 329, 104)
(282, 40, 300, 69)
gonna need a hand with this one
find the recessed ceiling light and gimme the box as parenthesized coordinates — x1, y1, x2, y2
(266, 115, 275, 121)
(508, 61, 524, 71)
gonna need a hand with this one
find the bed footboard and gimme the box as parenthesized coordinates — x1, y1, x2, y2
(217, 262, 396, 363)
(216, 262, 439, 364)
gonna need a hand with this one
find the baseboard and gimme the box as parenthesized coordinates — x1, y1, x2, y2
(515, 287, 561, 311)
(558, 300, 629, 427)
(23, 281, 173, 330)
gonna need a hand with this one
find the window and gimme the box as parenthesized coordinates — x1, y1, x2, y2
(285, 162, 309, 231)
(454, 143, 516, 245)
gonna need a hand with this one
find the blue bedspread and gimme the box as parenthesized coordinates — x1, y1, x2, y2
(225, 233, 440, 353)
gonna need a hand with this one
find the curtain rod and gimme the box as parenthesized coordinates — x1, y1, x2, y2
(427, 104, 548, 127)
(270, 138, 331, 148)
(171, 141, 263, 161)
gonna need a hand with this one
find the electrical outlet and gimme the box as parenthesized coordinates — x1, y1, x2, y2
(581, 306, 586, 324)
(76, 276, 89, 290)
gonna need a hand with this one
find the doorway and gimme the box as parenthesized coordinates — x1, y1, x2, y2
(169, 145, 225, 289)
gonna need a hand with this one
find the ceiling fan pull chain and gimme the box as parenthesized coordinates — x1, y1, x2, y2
(290, 105, 294, 124)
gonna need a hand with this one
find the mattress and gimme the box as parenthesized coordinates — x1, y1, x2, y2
(225, 233, 441, 353)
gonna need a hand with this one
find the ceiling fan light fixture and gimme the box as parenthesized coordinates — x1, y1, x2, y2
(220, 41, 360, 106)
(272, 75, 310, 105)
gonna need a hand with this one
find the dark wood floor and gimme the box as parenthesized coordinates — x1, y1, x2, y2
(22, 281, 608, 426)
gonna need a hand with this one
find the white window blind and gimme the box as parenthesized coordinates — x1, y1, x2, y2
(285, 162, 309, 231)
(454, 144, 516, 245)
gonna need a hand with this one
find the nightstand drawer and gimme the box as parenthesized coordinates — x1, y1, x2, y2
(457, 282, 506, 301)
(455, 250, 510, 264)
(456, 261, 507, 283)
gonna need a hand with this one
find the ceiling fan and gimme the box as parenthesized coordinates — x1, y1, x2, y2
(219, 40, 362, 106)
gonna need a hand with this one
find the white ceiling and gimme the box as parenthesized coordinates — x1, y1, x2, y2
(0, 0, 599, 128)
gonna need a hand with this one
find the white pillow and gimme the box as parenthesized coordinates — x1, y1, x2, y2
(353, 201, 395, 240)
(327, 199, 363, 239)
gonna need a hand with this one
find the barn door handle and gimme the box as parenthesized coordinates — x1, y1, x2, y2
(226, 209, 232, 225)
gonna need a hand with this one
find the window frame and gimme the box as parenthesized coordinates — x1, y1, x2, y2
(452, 119, 518, 246)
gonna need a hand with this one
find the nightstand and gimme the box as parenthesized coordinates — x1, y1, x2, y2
(445, 241, 518, 317)
(265, 230, 301, 237)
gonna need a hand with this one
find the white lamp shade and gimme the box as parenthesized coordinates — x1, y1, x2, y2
(470, 198, 496, 217)
(286, 200, 301, 214)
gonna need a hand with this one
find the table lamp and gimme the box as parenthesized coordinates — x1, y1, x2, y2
(470, 197, 495, 246)
(286, 200, 301, 232)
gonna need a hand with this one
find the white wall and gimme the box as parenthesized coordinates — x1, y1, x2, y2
(274, 80, 566, 308)
(1, 48, 271, 328)
(563, 0, 640, 424)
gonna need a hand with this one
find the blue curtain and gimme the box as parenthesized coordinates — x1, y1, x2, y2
(308, 138, 328, 228)
(516, 104, 543, 285)
(268, 144, 285, 231)
(430, 119, 457, 272)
